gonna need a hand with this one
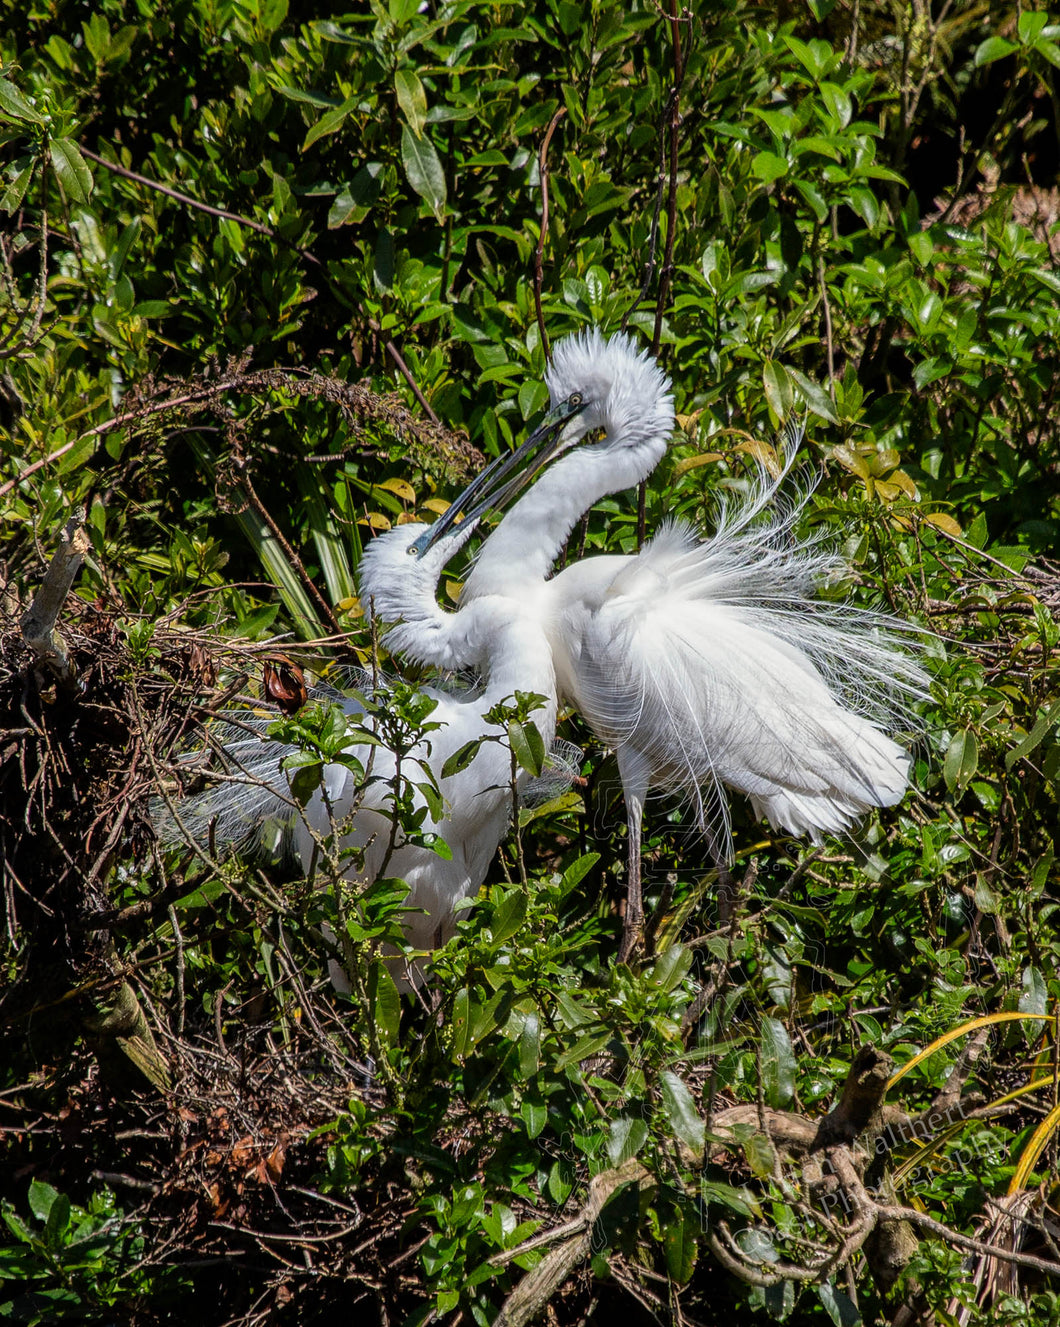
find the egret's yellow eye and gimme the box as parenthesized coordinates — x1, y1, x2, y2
(568, 392, 583, 407)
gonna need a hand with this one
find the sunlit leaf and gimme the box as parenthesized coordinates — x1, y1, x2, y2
(401, 124, 446, 221)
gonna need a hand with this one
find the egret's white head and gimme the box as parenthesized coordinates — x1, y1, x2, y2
(545, 328, 675, 453)
(406, 327, 675, 566)
(359, 515, 476, 626)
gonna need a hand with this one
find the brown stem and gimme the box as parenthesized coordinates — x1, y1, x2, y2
(238, 471, 341, 636)
(533, 109, 567, 361)
(81, 146, 322, 266)
(650, 0, 687, 358)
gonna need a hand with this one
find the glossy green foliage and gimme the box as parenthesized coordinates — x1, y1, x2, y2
(3, 1, 1060, 1324)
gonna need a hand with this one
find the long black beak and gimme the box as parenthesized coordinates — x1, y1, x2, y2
(409, 392, 587, 557)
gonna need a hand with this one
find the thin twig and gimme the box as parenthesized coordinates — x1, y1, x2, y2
(650, 0, 688, 359)
(168, 902, 186, 1038)
(533, 110, 566, 361)
(640, 1, 688, 549)
(80, 147, 323, 267)
(818, 253, 836, 396)
(237, 470, 340, 634)
(876, 1204, 1060, 1277)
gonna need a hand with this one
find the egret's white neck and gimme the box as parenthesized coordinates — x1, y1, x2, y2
(466, 602, 559, 741)
(464, 437, 664, 598)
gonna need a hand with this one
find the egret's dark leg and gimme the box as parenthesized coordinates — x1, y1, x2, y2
(617, 748, 650, 964)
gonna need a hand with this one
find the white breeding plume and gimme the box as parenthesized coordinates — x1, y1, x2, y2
(380, 328, 928, 959)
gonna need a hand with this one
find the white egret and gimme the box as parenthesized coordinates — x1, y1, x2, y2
(159, 404, 584, 982)
(377, 329, 928, 959)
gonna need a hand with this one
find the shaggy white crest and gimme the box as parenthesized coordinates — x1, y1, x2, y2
(546, 328, 675, 450)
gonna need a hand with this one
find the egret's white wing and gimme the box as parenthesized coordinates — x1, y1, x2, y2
(546, 477, 927, 859)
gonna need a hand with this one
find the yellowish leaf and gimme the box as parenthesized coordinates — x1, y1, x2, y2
(833, 443, 870, 480)
(923, 511, 962, 536)
(362, 511, 391, 531)
(735, 437, 781, 477)
(1009, 1100, 1060, 1195)
(888, 1011, 1049, 1090)
(888, 469, 919, 498)
(673, 452, 725, 477)
(421, 497, 451, 516)
(376, 477, 416, 503)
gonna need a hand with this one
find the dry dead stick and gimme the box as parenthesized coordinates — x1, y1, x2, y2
(20, 508, 90, 689)
(493, 1160, 652, 1327)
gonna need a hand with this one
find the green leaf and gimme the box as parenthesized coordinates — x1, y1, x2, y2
(518, 1011, 540, 1078)
(762, 359, 794, 419)
(607, 1116, 648, 1166)
(1018, 10, 1048, 44)
(1004, 702, 1059, 772)
(451, 986, 471, 1057)
(819, 81, 851, 129)
(944, 729, 979, 792)
(490, 889, 527, 944)
(508, 719, 545, 776)
(111, 215, 141, 278)
(277, 84, 342, 108)
(752, 150, 788, 183)
(0, 78, 44, 125)
(554, 1029, 611, 1069)
(521, 1098, 547, 1138)
(83, 12, 111, 63)
(662, 1205, 698, 1283)
(303, 97, 356, 151)
(368, 961, 401, 1042)
(848, 184, 879, 230)
(2, 1204, 34, 1244)
(327, 187, 357, 229)
(700, 1181, 761, 1218)
(401, 124, 446, 221)
(789, 367, 838, 424)
(1, 162, 34, 213)
(394, 68, 427, 136)
(1033, 39, 1060, 70)
(44, 1192, 71, 1248)
(760, 1016, 796, 1108)
(659, 1070, 705, 1155)
(442, 739, 483, 779)
(27, 1181, 59, 1224)
(974, 35, 1017, 66)
(50, 138, 93, 202)
(560, 852, 599, 893)
(555, 990, 592, 1027)
(649, 944, 692, 993)
(1018, 965, 1048, 1018)
(819, 1279, 862, 1327)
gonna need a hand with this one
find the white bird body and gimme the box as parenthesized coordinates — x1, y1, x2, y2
(162, 521, 559, 975)
(541, 516, 915, 856)
(294, 592, 558, 958)
(374, 328, 927, 954)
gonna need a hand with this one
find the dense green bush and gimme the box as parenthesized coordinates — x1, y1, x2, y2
(2, 1, 1060, 1323)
